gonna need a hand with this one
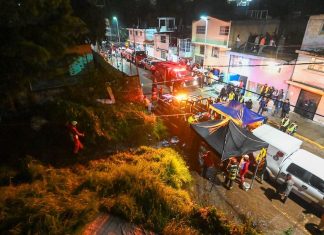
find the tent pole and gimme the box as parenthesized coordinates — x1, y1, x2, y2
(221, 122, 230, 161)
(250, 160, 260, 189)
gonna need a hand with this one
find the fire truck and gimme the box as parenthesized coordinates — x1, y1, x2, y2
(121, 49, 146, 65)
(152, 62, 197, 89)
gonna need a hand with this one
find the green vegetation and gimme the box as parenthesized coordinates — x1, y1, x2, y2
(0, 147, 260, 234)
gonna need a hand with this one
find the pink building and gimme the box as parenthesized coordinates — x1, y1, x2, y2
(287, 15, 324, 123)
(228, 52, 295, 95)
(127, 28, 156, 51)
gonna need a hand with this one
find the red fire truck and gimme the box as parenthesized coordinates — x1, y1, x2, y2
(121, 49, 146, 65)
(152, 62, 197, 89)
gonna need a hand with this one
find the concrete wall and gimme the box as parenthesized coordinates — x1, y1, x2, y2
(192, 17, 230, 47)
(301, 14, 324, 49)
(292, 53, 324, 89)
(229, 20, 280, 48)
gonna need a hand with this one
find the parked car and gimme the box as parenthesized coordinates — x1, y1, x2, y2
(144, 60, 160, 72)
(253, 124, 324, 206)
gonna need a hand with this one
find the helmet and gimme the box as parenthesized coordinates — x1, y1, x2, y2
(71, 121, 78, 126)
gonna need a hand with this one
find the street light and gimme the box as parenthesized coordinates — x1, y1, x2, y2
(200, 16, 208, 69)
(113, 16, 120, 44)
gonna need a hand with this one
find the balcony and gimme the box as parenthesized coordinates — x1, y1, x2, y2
(192, 38, 228, 47)
(231, 42, 299, 61)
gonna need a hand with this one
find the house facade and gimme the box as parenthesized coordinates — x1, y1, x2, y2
(191, 15, 280, 72)
(152, 17, 192, 62)
(192, 17, 231, 68)
(126, 28, 156, 51)
(287, 14, 324, 123)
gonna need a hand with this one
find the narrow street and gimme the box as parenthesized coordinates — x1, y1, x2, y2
(107, 57, 323, 234)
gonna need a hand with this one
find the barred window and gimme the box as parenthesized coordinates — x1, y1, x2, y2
(196, 26, 206, 34)
(220, 26, 229, 35)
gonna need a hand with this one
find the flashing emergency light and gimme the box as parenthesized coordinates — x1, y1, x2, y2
(175, 93, 188, 101)
(173, 68, 186, 72)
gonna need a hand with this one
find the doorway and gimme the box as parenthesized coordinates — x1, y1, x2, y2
(294, 89, 321, 120)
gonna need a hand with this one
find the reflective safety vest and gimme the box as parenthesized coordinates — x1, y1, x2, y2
(256, 148, 267, 162)
(281, 118, 290, 127)
(228, 164, 239, 180)
(228, 92, 235, 101)
(188, 116, 197, 124)
(287, 123, 297, 133)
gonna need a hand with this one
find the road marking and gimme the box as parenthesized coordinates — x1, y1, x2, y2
(268, 120, 324, 150)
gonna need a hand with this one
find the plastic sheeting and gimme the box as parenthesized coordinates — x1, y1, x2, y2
(191, 120, 269, 161)
(210, 101, 265, 126)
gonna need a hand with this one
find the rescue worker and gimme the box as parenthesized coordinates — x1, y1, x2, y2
(258, 84, 269, 100)
(224, 158, 239, 190)
(202, 151, 214, 178)
(228, 90, 235, 101)
(187, 115, 198, 125)
(67, 121, 85, 154)
(286, 121, 298, 135)
(239, 155, 250, 188)
(280, 115, 290, 132)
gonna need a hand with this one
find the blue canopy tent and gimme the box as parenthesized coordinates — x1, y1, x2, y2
(210, 101, 265, 126)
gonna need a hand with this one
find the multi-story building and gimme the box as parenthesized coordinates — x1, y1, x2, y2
(192, 14, 280, 69)
(287, 14, 324, 123)
(126, 28, 156, 52)
(153, 17, 192, 62)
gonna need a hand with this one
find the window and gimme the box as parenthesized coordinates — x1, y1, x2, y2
(287, 163, 308, 181)
(200, 45, 205, 55)
(179, 39, 191, 52)
(308, 58, 324, 73)
(309, 174, 324, 193)
(219, 26, 229, 35)
(130, 30, 132, 35)
(140, 31, 142, 36)
(160, 35, 166, 43)
(211, 47, 219, 57)
(196, 26, 206, 34)
(135, 31, 138, 36)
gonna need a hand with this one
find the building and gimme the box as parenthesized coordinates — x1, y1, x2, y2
(191, 14, 280, 70)
(287, 14, 324, 123)
(152, 17, 192, 62)
(126, 28, 156, 52)
(192, 16, 231, 68)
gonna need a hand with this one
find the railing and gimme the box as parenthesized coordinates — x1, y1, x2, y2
(231, 42, 299, 60)
(192, 38, 228, 47)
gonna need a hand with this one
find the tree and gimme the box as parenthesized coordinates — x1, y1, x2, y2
(71, 0, 106, 43)
(0, 0, 88, 111)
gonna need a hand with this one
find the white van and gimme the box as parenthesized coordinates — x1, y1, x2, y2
(253, 124, 324, 205)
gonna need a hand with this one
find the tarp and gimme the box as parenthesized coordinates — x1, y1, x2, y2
(210, 101, 265, 126)
(191, 120, 269, 161)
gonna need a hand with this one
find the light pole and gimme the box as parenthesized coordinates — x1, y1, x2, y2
(200, 16, 208, 69)
(113, 16, 120, 44)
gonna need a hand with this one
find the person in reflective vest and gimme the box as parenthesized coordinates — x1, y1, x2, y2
(286, 121, 298, 135)
(224, 158, 239, 189)
(280, 115, 290, 132)
(228, 91, 235, 101)
(187, 115, 198, 125)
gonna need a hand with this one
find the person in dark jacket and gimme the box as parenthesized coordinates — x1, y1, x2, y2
(258, 97, 267, 114)
(281, 99, 291, 118)
(245, 99, 253, 109)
